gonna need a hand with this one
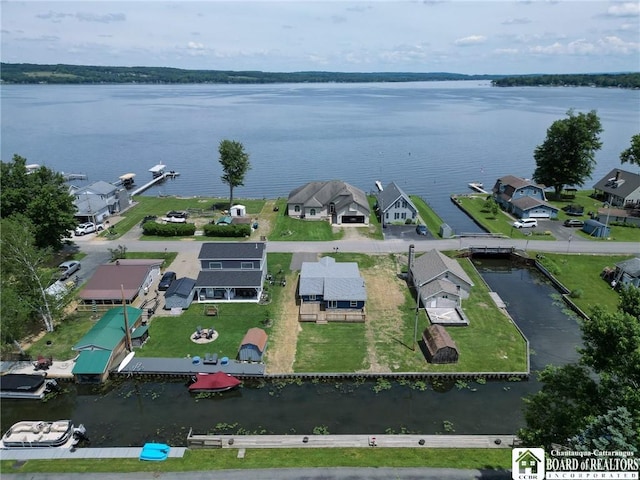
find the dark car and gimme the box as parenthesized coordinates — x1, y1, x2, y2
(563, 219, 584, 228)
(415, 224, 428, 236)
(158, 271, 176, 291)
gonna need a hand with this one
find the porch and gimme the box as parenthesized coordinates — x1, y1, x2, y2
(195, 286, 260, 303)
(299, 301, 366, 323)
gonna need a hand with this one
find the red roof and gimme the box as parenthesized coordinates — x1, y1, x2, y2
(79, 261, 162, 301)
(240, 327, 268, 353)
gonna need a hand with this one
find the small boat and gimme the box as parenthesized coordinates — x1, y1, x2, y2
(139, 442, 170, 461)
(188, 372, 242, 393)
(0, 420, 87, 449)
(0, 373, 59, 400)
(119, 173, 136, 188)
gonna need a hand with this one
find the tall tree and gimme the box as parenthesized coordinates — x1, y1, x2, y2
(1, 155, 77, 250)
(620, 133, 640, 167)
(532, 109, 603, 197)
(0, 216, 59, 333)
(218, 140, 251, 209)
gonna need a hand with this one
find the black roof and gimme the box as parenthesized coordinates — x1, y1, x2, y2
(198, 242, 266, 260)
(165, 277, 196, 298)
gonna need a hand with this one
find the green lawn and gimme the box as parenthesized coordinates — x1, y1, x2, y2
(0, 447, 511, 473)
(268, 200, 344, 241)
(411, 195, 447, 238)
(533, 252, 633, 314)
(295, 323, 368, 372)
(26, 312, 95, 361)
(455, 194, 555, 240)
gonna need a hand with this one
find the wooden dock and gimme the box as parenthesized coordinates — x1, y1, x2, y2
(468, 182, 489, 194)
(129, 171, 179, 196)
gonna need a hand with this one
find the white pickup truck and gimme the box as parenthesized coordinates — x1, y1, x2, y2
(74, 222, 104, 236)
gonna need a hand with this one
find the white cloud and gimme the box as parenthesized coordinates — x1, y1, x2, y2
(607, 2, 640, 17)
(502, 18, 531, 25)
(454, 35, 487, 46)
(187, 41, 204, 50)
(529, 36, 639, 56)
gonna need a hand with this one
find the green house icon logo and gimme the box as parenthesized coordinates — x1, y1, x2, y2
(512, 448, 545, 480)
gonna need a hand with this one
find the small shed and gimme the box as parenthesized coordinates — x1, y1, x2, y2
(582, 219, 611, 238)
(613, 257, 640, 288)
(421, 325, 459, 364)
(230, 204, 246, 217)
(163, 277, 196, 310)
(238, 327, 268, 362)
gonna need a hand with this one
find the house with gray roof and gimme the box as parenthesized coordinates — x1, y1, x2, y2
(492, 175, 559, 219)
(287, 180, 370, 225)
(72, 180, 130, 223)
(195, 242, 267, 303)
(408, 248, 473, 326)
(613, 257, 640, 288)
(593, 168, 640, 208)
(298, 256, 367, 322)
(377, 181, 418, 226)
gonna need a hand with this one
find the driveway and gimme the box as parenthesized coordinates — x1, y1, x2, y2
(383, 224, 432, 241)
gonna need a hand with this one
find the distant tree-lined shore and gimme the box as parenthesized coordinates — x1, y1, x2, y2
(1, 63, 638, 88)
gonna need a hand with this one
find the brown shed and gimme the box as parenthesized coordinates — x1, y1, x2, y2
(422, 325, 459, 364)
(238, 327, 268, 362)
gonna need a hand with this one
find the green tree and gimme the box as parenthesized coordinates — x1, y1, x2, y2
(0, 155, 77, 250)
(218, 140, 251, 210)
(0, 215, 59, 333)
(620, 133, 640, 167)
(618, 284, 640, 319)
(532, 110, 603, 197)
(568, 407, 638, 453)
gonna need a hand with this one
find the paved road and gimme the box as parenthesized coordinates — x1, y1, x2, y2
(1, 467, 512, 480)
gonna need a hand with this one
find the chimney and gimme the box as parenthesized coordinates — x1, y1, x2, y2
(615, 171, 621, 181)
(408, 244, 415, 270)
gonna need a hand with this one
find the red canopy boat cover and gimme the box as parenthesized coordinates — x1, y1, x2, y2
(188, 372, 242, 392)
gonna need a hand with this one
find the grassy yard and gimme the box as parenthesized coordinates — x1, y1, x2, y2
(411, 195, 447, 238)
(455, 194, 555, 240)
(295, 323, 369, 372)
(533, 252, 633, 314)
(268, 199, 344, 241)
(0, 447, 511, 473)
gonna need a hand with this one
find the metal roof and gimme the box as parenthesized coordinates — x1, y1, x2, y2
(72, 350, 113, 375)
(73, 306, 142, 351)
(299, 256, 367, 301)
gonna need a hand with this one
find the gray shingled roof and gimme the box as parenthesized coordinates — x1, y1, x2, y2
(511, 196, 559, 212)
(299, 256, 367, 301)
(593, 168, 640, 199)
(165, 277, 196, 298)
(411, 250, 473, 288)
(75, 180, 118, 196)
(379, 181, 418, 214)
(198, 242, 266, 260)
(616, 257, 640, 277)
(287, 180, 370, 213)
(195, 270, 263, 288)
(420, 279, 461, 299)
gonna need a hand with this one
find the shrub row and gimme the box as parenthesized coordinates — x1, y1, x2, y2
(203, 223, 251, 237)
(142, 222, 196, 237)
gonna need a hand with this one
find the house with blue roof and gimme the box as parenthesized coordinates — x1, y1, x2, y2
(298, 256, 367, 323)
(72, 306, 143, 383)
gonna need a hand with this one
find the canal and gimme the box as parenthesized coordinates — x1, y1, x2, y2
(0, 259, 583, 447)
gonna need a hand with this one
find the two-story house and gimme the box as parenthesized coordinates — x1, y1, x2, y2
(492, 175, 559, 219)
(73, 180, 130, 224)
(377, 181, 419, 225)
(194, 242, 267, 303)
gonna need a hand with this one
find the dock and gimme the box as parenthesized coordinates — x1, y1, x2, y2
(468, 182, 488, 194)
(129, 170, 179, 196)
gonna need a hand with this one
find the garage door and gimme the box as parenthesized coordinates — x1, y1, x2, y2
(341, 215, 365, 224)
(529, 213, 550, 218)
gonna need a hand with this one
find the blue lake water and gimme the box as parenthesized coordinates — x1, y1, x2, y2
(2, 81, 639, 233)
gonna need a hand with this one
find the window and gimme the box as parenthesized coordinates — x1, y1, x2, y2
(308, 295, 316, 301)
(294, 205, 300, 212)
(241, 262, 253, 270)
(394, 212, 400, 220)
(310, 209, 316, 216)
(328, 300, 337, 309)
(350, 300, 358, 307)
(402, 200, 408, 208)
(208, 262, 222, 270)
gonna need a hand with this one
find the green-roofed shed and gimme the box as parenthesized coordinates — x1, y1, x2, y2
(72, 350, 114, 383)
(72, 306, 143, 383)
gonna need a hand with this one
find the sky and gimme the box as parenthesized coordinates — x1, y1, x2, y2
(1, 1, 639, 75)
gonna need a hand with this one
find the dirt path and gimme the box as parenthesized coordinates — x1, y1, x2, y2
(265, 274, 301, 373)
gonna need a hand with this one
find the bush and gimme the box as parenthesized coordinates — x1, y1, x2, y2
(203, 223, 251, 237)
(569, 288, 583, 299)
(142, 222, 196, 237)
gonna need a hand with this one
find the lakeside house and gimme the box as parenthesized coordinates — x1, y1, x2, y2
(593, 168, 640, 208)
(612, 257, 640, 288)
(286, 180, 370, 225)
(78, 259, 162, 310)
(492, 175, 559, 219)
(194, 242, 267, 303)
(298, 256, 367, 323)
(376, 181, 419, 226)
(72, 180, 130, 224)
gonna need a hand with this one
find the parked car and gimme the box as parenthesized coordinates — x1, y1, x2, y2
(415, 224, 428, 236)
(563, 219, 584, 228)
(562, 204, 584, 216)
(57, 260, 81, 280)
(166, 210, 188, 219)
(74, 222, 103, 236)
(158, 271, 177, 291)
(512, 218, 538, 229)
